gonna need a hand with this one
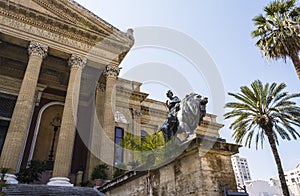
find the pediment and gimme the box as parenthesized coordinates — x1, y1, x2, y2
(5, 0, 132, 44)
(9, 0, 60, 19)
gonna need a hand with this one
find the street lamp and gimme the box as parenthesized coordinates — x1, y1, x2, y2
(46, 115, 61, 170)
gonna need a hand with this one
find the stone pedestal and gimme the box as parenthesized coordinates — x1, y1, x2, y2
(4, 174, 18, 184)
(47, 177, 73, 187)
(100, 136, 240, 196)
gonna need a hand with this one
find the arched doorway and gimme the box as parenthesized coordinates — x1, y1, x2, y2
(30, 102, 63, 169)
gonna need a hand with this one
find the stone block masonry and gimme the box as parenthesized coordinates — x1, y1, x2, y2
(100, 135, 240, 196)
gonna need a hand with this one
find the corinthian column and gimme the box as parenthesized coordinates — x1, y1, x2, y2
(48, 54, 86, 187)
(101, 65, 120, 167)
(0, 42, 48, 180)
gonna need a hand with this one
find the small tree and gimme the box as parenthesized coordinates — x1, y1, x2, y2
(91, 164, 108, 180)
(113, 162, 127, 179)
(0, 168, 11, 181)
(17, 160, 46, 184)
(120, 131, 165, 167)
(120, 131, 165, 196)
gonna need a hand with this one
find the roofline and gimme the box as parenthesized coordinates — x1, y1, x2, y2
(69, 0, 132, 42)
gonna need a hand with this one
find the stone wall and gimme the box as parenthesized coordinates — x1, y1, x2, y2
(100, 136, 240, 196)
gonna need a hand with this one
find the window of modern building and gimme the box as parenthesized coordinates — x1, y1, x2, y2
(291, 178, 296, 183)
(114, 127, 124, 166)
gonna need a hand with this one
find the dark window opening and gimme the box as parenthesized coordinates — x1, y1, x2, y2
(114, 127, 124, 166)
(0, 93, 17, 118)
(0, 120, 9, 154)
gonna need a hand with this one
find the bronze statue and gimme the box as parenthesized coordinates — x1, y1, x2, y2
(160, 91, 208, 142)
(161, 90, 181, 140)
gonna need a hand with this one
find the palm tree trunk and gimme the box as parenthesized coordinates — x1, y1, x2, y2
(290, 51, 300, 80)
(265, 129, 290, 196)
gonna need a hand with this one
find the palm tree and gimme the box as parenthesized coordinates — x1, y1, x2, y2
(252, 0, 300, 79)
(224, 80, 300, 196)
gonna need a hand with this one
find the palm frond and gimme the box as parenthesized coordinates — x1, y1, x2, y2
(252, 0, 300, 65)
(225, 80, 300, 149)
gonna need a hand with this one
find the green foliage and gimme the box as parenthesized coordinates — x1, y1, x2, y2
(91, 164, 108, 180)
(113, 168, 126, 179)
(120, 131, 165, 167)
(120, 131, 165, 151)
(252, 0, 300, 60)
(0, 167, 11, 180)
(113, 162, 127, 179)
(16, 160, 46, 184)
(80, 180, 91, 187)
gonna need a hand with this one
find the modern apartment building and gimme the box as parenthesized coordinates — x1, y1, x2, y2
(231, 155, 252, 189)
(272, 164, 300, 196)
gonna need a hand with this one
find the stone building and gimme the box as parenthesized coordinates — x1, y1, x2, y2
(100, 135, 241, 196)
(0, 0, 168, 186)
(0, 0, 240, 194)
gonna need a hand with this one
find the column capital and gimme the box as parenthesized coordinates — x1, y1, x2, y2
(68, 54, 87, 69)
(28, 41, 48, 58)
(96, 81, 106, 92)
(104, 64, 120, 78)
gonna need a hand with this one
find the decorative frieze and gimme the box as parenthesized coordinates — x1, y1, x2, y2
(28, 41, 48, 58)
(68, 54, 87, 69)
(104, 64, 120, 78)
(0, 0, 132, 54)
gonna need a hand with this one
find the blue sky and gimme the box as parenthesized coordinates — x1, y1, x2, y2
(75, 0, 300, 180)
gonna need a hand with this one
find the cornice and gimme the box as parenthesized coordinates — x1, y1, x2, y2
(0, 0, 132, 54)
(141, 105, 167, 117)
(116, 86, 149, 102)
(200, 120, 224, 130)
(65, 0, 132, 42)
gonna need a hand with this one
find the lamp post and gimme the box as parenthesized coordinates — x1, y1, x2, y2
(46, 115, 61, 170)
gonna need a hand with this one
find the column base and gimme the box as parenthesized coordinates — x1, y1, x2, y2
(47, 177, 73, 187)
(5, 174, 18, 184)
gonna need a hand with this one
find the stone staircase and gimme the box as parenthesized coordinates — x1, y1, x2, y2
(2, 184, 104, 196)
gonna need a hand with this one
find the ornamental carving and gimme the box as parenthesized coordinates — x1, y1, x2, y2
(0, 0, 132, 54)
(130, 108, 142, 117)
(104, 65, 120, 78)
(28, 41, 48, 58)
(68, 54, 87, 69)
(114, 111, 128, 124)
(96, 82, 106, 92)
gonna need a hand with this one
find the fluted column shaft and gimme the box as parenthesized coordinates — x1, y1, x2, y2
(101, 65, 119, 166)
(52, 54, 86, 177)
(0, 42, 48, 171)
